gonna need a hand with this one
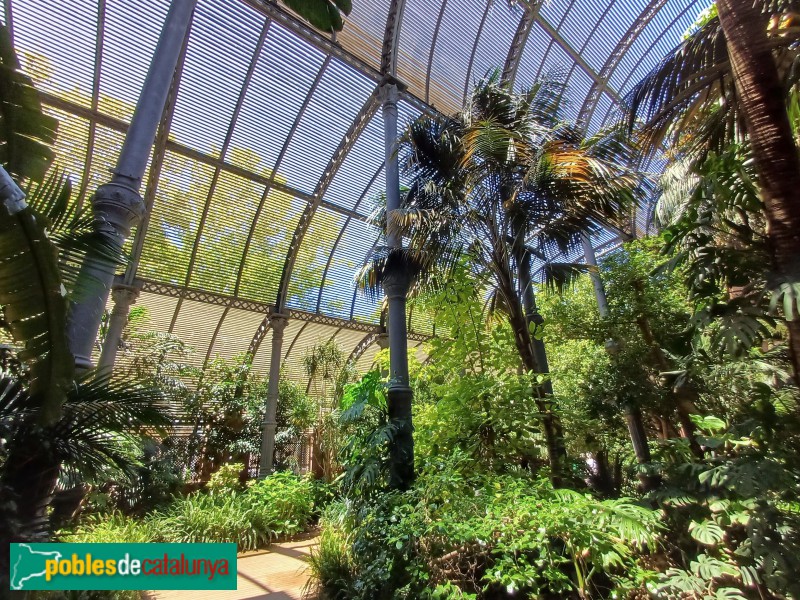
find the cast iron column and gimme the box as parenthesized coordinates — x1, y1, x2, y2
(381, 78, 414, 490)
(97, 282, 141, 371)
(66, 0, 196, 369)
(581, 232, 609, 318)
(259, 313, 288, 477)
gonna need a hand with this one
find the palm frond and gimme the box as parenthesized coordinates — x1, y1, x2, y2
(624, 1, 800, 154)
(0, 24, 58, 182)
(542, 262, 590, 295)
(0, 166, 72, 425)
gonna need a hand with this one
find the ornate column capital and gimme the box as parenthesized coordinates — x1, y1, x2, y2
(92, 182, 146, 238)
(376, 332, 390, 350)
(268, 312, 289, 337)
(382, 269, 412, 299)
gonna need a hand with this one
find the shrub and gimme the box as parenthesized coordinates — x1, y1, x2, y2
(63, 472, 325, 552)
(310, 454, 662, 599)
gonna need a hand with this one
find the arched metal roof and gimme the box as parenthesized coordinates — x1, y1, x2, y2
(2, 0, 703, 383)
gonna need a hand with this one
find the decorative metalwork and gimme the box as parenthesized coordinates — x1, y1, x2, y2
(347, 331, 381, 365)
(381, 0, 406, 76)
(501, 5, 536, 86)
(577, 0, 668, 126)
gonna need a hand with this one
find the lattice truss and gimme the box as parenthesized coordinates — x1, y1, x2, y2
(1, 0, 703, 381)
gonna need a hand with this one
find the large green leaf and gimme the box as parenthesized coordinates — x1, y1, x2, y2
(0, 25, 58, 182)
(281, 0, 352, 32)
(0, 170, 72, 425)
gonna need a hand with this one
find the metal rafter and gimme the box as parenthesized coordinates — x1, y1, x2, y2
(281, 321, 309, 363)
(523, 0, 577, 87)
(314, 163, 383, 314)
(204, 54, 332, 365)
(242, 0, 433, 115)
(347, 330, 381, 365)
(275, 90, 381, 312)
(501, 3, 537, 86)
(462, 0, 492, 105)
(169, 17, 272, 333)
(381, 0, 406, 76)
(424, 0, 450, 104)
(75, 0, 106, 211)
(577, 0, 669, 126)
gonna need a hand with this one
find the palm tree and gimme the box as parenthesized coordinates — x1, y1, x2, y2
(363, 74, 644, 484)
(0, 25, 170, 586)
(626, 0, 800, 387)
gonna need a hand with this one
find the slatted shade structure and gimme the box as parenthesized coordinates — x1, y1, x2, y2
(2, 0, 704, 383)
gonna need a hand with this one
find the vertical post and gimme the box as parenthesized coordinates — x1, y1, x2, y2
(582, 232, 656, 488)
(380, 77, 414, 490)
(97, 283, 140, 371)
(66, 0, 196, 370)
(581, 232, 610, 318)
(259, 313, 288, 478)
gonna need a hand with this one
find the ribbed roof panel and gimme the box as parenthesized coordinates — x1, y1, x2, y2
(100, 0, 170, 121)
(279, 59, 375, 195)
(170, 0, 265, 157)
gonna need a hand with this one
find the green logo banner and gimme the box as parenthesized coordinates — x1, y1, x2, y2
(9, 543, 237, 591)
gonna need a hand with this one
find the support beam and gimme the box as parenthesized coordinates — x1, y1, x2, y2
(581, 232, 609, 318)
(258, 313, 288, 477)
(66, 0, 197, 370)
(381, 79, 414, 490)
(97, 282, 141, 371)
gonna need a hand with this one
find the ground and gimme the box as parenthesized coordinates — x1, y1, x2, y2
(149, 534, 317, 600)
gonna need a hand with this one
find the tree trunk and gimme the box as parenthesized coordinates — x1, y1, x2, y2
(583, 234, 657, 490)
(496, 260, 568, 486)
(717, 0, 800, 388)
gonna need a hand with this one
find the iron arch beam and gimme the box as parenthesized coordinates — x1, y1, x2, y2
(501, 4, 537, 87)
(275, 91, 381, 313)
(347, 331, 382, 366)
(577, 0, 669, 127)
(314, 163, 383, 314)
(381, 0, 406, 76)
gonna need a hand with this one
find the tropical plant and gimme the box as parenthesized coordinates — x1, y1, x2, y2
(0, 25, 168, 588)
(361, 73, 647, 484)
(625, 0, 800, 387)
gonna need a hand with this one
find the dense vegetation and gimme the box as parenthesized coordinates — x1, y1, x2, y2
(2, 1, 800, 599)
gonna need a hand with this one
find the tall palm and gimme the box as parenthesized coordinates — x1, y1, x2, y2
(364, 75, 643, 484)
(626, 0, 800, 387)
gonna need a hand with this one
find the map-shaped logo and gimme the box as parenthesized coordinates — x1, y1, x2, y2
(10, 544, 63, 590)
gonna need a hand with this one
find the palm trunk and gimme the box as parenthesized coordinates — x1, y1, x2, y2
(717, 0, 800, 388)
(496, 255, 567, 486)
(0, 437, 60, 589)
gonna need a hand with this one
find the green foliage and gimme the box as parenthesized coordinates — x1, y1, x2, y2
(311, 454, 661, 599)
(66, 472, 324, 552)
(651, 415, 800, 599)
